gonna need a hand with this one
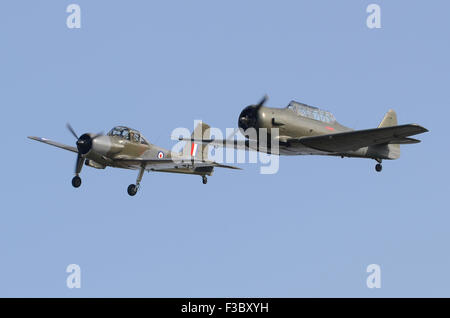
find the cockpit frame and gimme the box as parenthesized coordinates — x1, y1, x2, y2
(287, 100, 336, 124)
(107, 126, 149, 145)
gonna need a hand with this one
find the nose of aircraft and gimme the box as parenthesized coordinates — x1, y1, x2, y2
(76, 134, 93, 155)
(91, 135, 114, 155)
(238, 105, 260, 131)
(76, 134, 113, 156)
(238, 95, 270, 133)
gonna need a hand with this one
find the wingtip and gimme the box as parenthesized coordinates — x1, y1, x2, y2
(408, 124, 429, 133)
(415, 124, 429, 133)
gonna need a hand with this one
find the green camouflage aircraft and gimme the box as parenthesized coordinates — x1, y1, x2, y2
(181, 96, 429, 172)
(28, 123, 239, 196)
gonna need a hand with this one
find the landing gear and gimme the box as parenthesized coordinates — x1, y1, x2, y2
(127, 184, 138, 196)
(202, 175, 208, 184)
(374, 159, 383, 172)
(72, 176, 82, 188)
(375, 164, 382, 172)
(72, 153, 84, 188)
(127, 166, 145, 196)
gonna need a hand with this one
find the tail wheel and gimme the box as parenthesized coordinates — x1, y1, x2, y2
(202, 176, 208, 184)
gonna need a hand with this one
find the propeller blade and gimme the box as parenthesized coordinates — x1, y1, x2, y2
(256, 94, 268, 108)
(92, 131, 104, 139)
(66, 123, 78, 140)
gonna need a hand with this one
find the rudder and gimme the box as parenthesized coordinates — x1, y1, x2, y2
(378, 109, 397, 128)
(182, 121, 210, 160)
(377, 109, 400, 159)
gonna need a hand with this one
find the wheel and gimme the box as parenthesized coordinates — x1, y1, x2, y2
(72, 176, 82, 188)
(127, 184, 137, 196)
(375, 163, 382, 172)
(202, 176, 207, 184)
(127, 184, 138, 196)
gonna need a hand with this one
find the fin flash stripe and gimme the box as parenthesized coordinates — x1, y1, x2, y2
(190, 143, 198, 156)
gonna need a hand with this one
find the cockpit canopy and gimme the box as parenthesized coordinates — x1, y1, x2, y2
(286, 100, 336, 123)
(107, 126, 149, 145)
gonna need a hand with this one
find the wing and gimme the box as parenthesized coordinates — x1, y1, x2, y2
(292, 124, 428, 153)
(114, 158, 241, 170)
(28, 136, 78, 153)
(178, 138, 251, 150)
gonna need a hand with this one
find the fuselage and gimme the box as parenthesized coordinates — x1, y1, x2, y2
(79, 126, 173, 170)
(238, 101, 385, 159)
(79, 126, 210, 175)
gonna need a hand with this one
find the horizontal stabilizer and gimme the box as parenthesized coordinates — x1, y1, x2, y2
(388, 137, 421, 144)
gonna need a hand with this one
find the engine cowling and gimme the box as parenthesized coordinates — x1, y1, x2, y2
(238, 105, 260, 132)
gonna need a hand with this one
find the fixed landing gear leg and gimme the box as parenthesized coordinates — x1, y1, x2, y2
(72, 154, 84, 188)
(128, 166, 145, 196)
(375, 159, 382, 172)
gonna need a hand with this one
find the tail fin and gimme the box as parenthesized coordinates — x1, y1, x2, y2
(378, 109, 400, 159)
(378, 109, 397, 128)
(182, 121, 210, 160)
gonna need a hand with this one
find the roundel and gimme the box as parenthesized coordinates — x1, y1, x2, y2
(157, 151, 164, 159)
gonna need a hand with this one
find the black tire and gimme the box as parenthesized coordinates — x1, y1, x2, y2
(127, 184, 137, 196)
(202, 176, 207, 184)
(72, 176, 82, 188)
(375, 164, 382, 172)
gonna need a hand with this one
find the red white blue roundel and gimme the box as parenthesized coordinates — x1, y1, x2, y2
(157, 151, 164, 159)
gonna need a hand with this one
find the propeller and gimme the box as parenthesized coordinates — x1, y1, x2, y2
(66, 123, 102, 155)
(66, 123, 79, 139)
(256, 94, 268, 109)
(238, 95, 268, 131)
(66, 123, 94, 174)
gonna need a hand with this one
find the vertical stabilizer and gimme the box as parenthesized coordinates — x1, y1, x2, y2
(378, 109, 397, 128)
(182, 121, 210, 160)
(377, 109, 400, 159)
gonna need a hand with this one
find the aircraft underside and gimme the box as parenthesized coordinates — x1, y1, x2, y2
(252, 143, 389, 172)
(254, 144, 379, 159)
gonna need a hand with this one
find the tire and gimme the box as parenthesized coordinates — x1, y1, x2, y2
(72, 176, 82, 188)
(127, 184, 137, 196)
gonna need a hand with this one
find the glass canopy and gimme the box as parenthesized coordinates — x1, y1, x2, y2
(107, 126, 149, 145)
(286, 100, 336, 123)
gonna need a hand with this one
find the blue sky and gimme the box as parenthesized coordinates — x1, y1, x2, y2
(1, 0, 449, 297)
